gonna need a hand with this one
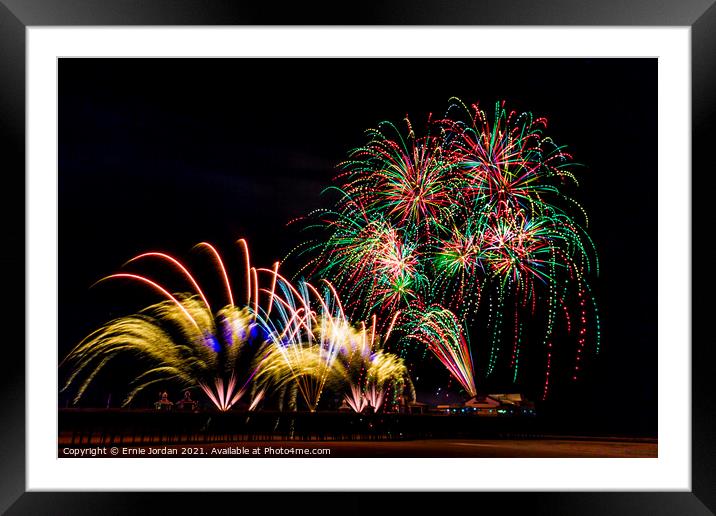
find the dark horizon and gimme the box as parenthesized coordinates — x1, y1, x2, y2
(58, 58, 657, 435)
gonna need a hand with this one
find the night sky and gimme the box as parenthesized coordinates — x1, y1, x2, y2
(59, 58, 657, 435)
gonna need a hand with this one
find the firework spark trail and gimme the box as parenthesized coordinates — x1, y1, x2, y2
(402, 306, 477, 397)
(344, 383, 368, 413)
(194, 242, 235, 307)
(92, 273, 203, 330)
(124, 252, 212, 312)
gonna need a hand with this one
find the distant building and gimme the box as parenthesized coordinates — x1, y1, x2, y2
(464, 395, 501, 410)
(434, 403, 464, 413)
(406, 401, 428, 414)
(435, 393, 536, 416)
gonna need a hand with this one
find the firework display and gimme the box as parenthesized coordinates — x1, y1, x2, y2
(62, 240, 413, 413)
(298, 99, 600, 398)
(61, 98, 601, 410)
(249, 269, 414, 412)
(61, 241, 264, 411)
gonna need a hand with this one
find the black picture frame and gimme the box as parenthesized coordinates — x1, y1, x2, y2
(1, 1, 711, 514)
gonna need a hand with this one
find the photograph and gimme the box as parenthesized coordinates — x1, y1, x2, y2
(56, 57, 657, 459)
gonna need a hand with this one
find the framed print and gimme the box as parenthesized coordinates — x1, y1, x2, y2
(1, 1, 712, 514)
